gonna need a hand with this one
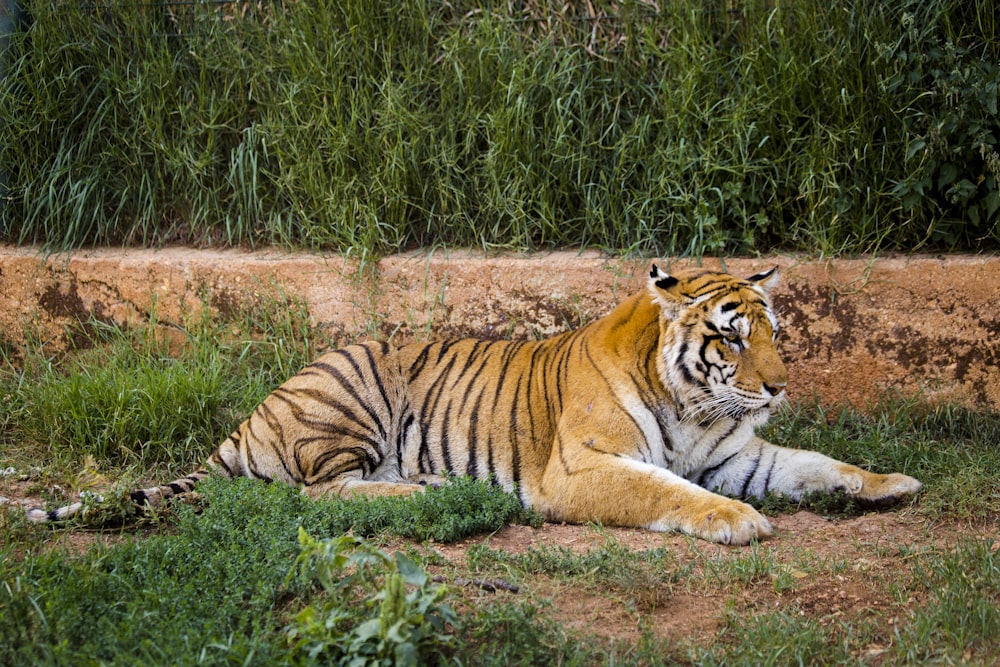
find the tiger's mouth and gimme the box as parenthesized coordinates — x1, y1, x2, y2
(682, 388, 782, 427)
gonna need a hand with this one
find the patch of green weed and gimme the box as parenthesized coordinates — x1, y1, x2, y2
(467, 531, 688, 606)
(286, 529, 457, 666)
(0, 473, 538, 666)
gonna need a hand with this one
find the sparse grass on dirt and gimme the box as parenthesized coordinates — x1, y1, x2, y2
(0, 303, 998, 665)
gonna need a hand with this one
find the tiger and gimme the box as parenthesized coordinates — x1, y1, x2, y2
(28, 265, 922, 544)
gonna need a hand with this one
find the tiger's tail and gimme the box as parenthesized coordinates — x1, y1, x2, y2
(25, 436, 244, 524)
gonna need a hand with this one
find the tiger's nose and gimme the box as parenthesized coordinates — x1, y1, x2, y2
(763, 382, 786, 397)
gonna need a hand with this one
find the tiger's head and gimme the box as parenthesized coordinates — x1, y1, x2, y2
(648, 265, 787, 426)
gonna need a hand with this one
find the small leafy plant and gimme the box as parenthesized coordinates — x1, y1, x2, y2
(286, 529, 458, 667)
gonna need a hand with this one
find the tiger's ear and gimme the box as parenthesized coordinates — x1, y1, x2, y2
(746, 266, 780, 293)
(648, 263, 687, 316)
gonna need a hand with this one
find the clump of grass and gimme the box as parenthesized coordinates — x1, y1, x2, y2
(456, 600, 612, 666)
(466, 531, 689, 609)
(895, 538, 1000, 663)
(693, 609, 860, 667)
(0, 290, 321, 475)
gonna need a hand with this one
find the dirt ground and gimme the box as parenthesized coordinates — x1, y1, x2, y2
(427, 509, 969, 647)
(4, 470, 986, 653)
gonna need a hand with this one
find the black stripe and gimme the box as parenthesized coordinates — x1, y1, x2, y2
(739, 455, 761, 498)
(491, 341, 526, 405)
(329, 347, 367, 382)
(699, 422, 740, 465)
(455, 341, 499, 416)
(271, 386, 379, 442)
(761, 451, 776, 494)
(550, 329, 583, 413)
(251, 400, 295, 482)
(509, 371, 523, 488)
(440, 400, 455, 473)
(417, 353, 461, 473)
(453, 340, 489, 384)
(521, 343, 547, 455)
(301, 362, 387, 440)
(465, 392, 482, 478)
(696, 451, 738, 488)
(407, 345, 432, 381)
(398, 411, 415, 467)
(486, 432, 497, 484)
(436, 340, 461, 364)
(676, 342, 699, 385)
(358, 343, 394, 418)
(309, 444, 378, 482)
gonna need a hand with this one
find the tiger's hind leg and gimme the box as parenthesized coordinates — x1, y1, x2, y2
(302, 470, 425, 500)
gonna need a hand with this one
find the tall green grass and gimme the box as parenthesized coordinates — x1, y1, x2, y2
(1, 0, 996, 255)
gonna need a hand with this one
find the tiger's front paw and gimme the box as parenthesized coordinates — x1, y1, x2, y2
(829, 464, 921, 506)
(687, 499, 773, 545)
(856, 471, 922, 506)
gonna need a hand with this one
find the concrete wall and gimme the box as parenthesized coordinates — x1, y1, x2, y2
(1, 246, 997, 410)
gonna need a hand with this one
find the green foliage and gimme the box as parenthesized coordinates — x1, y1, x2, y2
(885, 2, 1000, 245)
(9, 330, 234, 469)
(455, 600, 607, 667)
(336, 475, 543, 543)
(694, 610, 857, 667)
(0, 473, 537, 666)
(0, 488, 302, 666)
(1, 0, 996, 255)
(206, 475, 538, 545)
(466, 531, 694, 617)
(286, 529, 457, 666)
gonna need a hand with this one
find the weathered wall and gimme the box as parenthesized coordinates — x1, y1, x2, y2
(1, 246, 998, 410)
